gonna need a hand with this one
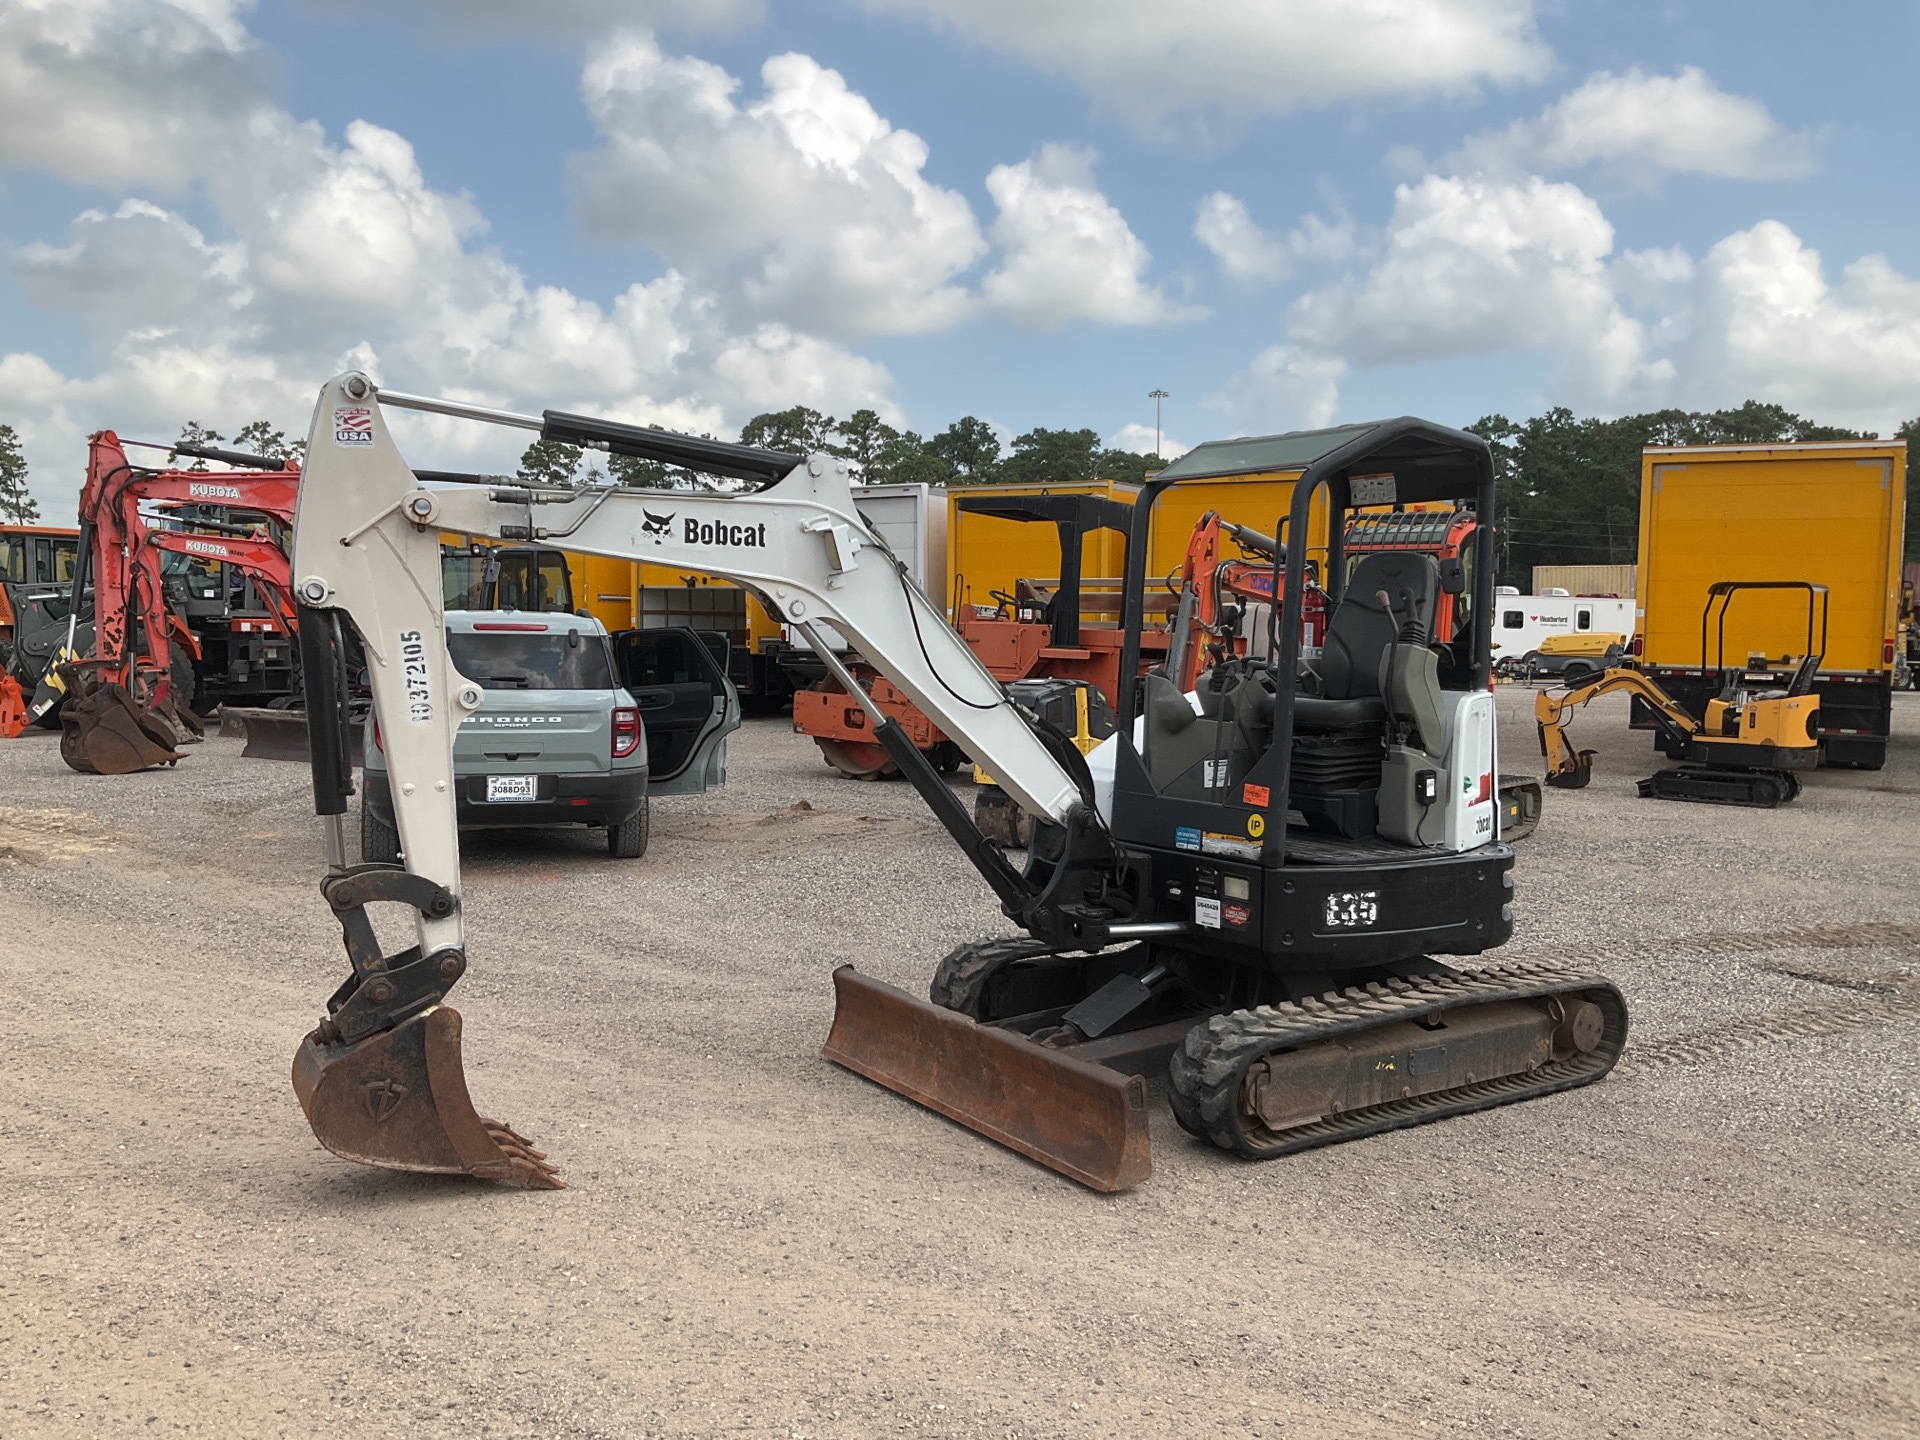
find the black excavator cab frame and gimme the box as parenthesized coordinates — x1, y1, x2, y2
(829, 420, 1624, 1192)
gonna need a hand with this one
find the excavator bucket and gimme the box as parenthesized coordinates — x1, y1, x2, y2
(0, 674, 26, 739)
(292, 1005, 563, 1188)
(1546, 749, 1598, 790)
(56, 670, 188, 774)
(822, 966, 1153, 1193)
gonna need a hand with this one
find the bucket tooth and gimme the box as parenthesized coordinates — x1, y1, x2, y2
(822, 965, 1151, 1193)
(292, 1005, 563, 1189)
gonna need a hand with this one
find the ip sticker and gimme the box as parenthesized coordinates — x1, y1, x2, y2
(333, 406, 375, 446)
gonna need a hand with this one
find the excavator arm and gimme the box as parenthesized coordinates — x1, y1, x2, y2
(287, 372, 1114, 1187)
(1535, 666, 1701, 787)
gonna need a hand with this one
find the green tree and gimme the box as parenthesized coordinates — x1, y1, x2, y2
(740, 406, 838, 456)
(1094, 446, 1166, 486)
(994, 426, 1101, 486)
(924, 416, 1000, 480)
(0, 425, 39, 523)
(837, 408, 899, 472)
(232, 419, 305, 462)
(172, 421, 225, 471)
(607, 451, 689, 490)
(517, 438, 585, 487)
(863, 430, 953, 486)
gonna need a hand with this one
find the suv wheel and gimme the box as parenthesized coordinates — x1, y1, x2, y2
(608, 797, 651, 859)
(361, 801, 401, 864)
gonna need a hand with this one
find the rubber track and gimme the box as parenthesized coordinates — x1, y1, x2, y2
(1637, 766, 1800, 807)
(1166, 962, 1628, 1159)
(928, 935, 1070, 1018)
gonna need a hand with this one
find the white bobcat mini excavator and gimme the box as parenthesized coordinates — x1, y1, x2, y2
(289, 373, 1628, 1192)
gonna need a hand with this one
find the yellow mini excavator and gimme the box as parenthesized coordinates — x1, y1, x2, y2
(286, 375, 1628, 1193)
(1537, 581, 1825, 807)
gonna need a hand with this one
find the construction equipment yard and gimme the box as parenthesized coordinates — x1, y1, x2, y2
(2, 686, 1915, 1439)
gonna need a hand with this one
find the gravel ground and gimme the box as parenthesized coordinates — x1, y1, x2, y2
(2, 686, 1916, 1437)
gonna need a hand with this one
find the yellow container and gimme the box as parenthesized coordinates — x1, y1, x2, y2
(1637, 442, 1907, 675)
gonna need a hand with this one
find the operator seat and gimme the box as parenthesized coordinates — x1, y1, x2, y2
(1287, 551, 1442, 839)
(1295, 552, 1442, 729)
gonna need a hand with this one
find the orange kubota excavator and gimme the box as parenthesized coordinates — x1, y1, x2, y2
(34, 432, 299, 773)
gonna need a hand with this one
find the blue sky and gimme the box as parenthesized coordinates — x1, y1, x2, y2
(3, 1, 1916, 509)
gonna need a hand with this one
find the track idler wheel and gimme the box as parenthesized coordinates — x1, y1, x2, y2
(56, 670, 187, 774)
(292, 1005, 562, 1188)
(816, 737, 902, 780)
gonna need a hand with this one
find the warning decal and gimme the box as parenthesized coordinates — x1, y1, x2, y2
(333, 407, 375, 446)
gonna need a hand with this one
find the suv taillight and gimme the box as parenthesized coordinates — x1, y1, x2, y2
(612, 706, 641, 759)
(372, 719, 383, 752)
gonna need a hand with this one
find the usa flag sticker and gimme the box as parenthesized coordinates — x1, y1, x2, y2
(333, 406, 375, 446)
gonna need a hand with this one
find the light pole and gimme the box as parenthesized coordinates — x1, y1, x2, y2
(1148, 388, 1168, 459)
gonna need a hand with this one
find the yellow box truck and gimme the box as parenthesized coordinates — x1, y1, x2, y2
(1634, 440, 1908, 769)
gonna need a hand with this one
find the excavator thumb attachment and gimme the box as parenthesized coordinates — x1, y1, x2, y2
(57, 669, 187, 774)
(822, 966, 1152, 1193)
(293, 1006, 563, 1188)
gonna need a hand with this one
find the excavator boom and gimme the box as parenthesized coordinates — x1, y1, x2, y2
(289, 373, 1106, 1187)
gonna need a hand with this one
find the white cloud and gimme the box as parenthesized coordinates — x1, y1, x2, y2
(0, 0, 265, 189)
(1214, 179, 1920, 436)
(1673, 222, 1920, 430)
(345, 0, 763, 37)
(1206, 346, 1347, 436)
(1103, 422, 1187, 460)
(1287, 174, 1666, 399)
(0, 12, 901, 513)
(1450, 67, 1816, 182)
(1193, 193, 1355, 285)
(982, 145, 1203, 329)
(862, 0, 1551, 133)
(571, 35, 985, 339)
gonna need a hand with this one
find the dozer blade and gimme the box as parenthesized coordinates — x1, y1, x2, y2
(57, 676, 186, 774)
(822, 965, 1151, 1193)
(292, 1005, 562, 1188)
(218, 705, 362, 764)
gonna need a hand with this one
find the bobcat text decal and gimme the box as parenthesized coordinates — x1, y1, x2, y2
(684, 518, 768, 548)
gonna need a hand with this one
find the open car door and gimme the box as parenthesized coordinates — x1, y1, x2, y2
(611, 625, 742, 796)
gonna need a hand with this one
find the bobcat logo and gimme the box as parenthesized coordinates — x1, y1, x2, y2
(641, 510, 675, 543)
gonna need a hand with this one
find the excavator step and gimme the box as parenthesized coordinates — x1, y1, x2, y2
(1167, 962, 1627, 1159)
(822, 965, 1153, 1193)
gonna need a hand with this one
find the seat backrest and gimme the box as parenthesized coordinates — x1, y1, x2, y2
(1319, 552, 1441, 701)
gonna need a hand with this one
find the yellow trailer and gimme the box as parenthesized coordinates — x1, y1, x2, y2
(1635, 440, 1908, 769)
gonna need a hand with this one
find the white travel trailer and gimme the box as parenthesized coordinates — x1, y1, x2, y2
(1491, 593, 1636, 675)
